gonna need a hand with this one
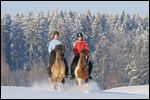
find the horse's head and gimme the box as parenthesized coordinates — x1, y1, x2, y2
(55, 44, 65, 60)
(80, 49, 90, 65)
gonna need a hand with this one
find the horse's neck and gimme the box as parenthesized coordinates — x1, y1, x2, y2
(78, 57, 86, 68)
(55, 57, 62, 64)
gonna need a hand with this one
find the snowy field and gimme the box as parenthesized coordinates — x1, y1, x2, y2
(1, 79, 149, 99)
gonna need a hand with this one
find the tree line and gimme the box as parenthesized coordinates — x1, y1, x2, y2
(1, 10, 149, 89)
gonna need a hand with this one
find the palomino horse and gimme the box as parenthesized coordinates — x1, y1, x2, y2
(75, 49, 90, 86)
(50, 44, 65, 90)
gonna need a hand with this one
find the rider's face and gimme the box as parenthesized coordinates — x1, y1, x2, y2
(78, 36, 83, 41)
(54, 34, 59, 39)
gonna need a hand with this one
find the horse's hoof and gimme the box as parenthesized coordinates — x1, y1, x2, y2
(54, 87, 56, 90)
(61, 78, 65, 84)
(54, 85, 57, 90)
(85, 79, 88, 83)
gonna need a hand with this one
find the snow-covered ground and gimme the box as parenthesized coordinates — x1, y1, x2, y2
(1, 79, 149, 99)
(104, 85, 149, 96)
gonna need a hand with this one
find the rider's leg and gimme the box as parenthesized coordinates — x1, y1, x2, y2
(88, 61, 93, 79)
(70, 56, 79, 78)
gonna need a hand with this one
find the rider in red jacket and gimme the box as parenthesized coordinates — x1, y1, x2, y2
(73, 36, 89, 56)
(70, 32, 93, 79)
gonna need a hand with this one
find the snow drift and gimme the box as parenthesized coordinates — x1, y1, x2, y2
(1, 79, 149, 99)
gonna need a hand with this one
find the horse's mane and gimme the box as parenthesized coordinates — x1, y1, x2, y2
(49, 44, 65, 67)
(54, 44, 65, 54)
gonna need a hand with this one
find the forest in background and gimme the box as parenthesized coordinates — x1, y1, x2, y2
(1, 10, 149, 89)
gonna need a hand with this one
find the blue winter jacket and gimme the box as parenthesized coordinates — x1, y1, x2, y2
(48, 39, 62, 53)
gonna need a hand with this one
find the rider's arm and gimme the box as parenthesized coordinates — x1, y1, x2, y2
(73, 41, 79, 56)
(48, 41, 52, 53)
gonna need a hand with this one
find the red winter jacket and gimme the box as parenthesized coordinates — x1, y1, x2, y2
(73, 39, 89, 56)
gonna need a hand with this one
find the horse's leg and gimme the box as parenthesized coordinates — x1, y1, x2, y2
(48, 77, 52, 84)
(85, 79, 88, 83)
(47, 67, 52, 78)
(77, 78, 82, 87)
(61, 78, 65, 84)
(54, 81, 57, 90)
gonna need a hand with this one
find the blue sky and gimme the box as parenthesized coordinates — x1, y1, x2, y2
(1, 1, 149, 17)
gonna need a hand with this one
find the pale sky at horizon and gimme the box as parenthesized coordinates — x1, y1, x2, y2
(1, 1, 149, 17)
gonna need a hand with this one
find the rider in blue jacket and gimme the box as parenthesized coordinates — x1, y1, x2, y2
(47, 31, 68, 78)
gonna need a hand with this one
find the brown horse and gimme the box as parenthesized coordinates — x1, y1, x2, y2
(50, 44, 65, 90)
(75, 49, 90, 86)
